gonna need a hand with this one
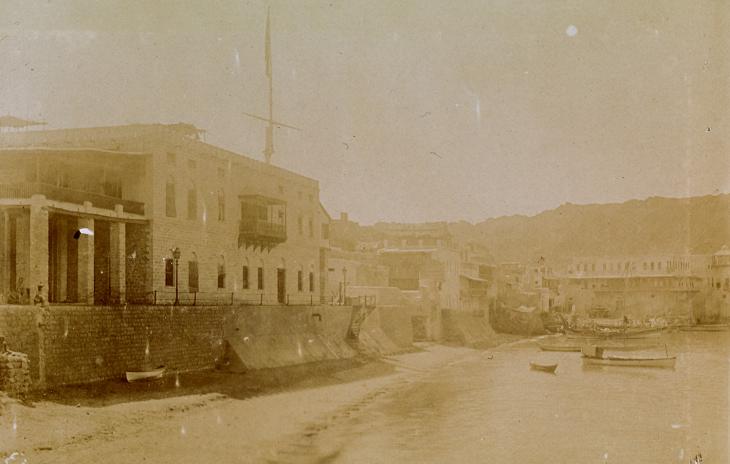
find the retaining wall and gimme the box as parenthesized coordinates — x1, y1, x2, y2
(441, 309, 496, 346)
(358, 305, 415, 355)
(222, 305, 356, 370)
(0, 304, 361, 388)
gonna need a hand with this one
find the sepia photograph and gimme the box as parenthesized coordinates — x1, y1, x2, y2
(0, 1, 728, 462)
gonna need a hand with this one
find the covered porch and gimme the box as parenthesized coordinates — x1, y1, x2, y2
(0, 195, 150, 305)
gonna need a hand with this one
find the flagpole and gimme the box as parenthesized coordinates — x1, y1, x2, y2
(264, 6, 274, 164)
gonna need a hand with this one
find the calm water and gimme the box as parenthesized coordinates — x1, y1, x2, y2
(294, 332, 729, 463)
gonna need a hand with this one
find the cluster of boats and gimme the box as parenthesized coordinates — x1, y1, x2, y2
(530, 320, 696, 372)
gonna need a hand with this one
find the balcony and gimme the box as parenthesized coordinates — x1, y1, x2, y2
(0, 182, 145, 215)
(238, 194, 287, 250)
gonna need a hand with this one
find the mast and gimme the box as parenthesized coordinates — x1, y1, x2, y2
(241, 7, 301, 164)
(264, 6, 274, 164)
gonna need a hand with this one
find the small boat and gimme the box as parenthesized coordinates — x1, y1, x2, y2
(537, 341, 582, 352)
(680, 323, 729, 332)
(530, 362, 558, 373)
(126, 366, 166, 382)
(581, 347, 675, 369)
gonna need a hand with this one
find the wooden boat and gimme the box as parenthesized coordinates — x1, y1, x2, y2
(530, 362, 558, 373)
(581, 347, 675, 369)
(566, 327, 663, 340)
(594, 342, 661, 352)
(126, 366, 166, 382)
(680, 323, 729, 332)
(537, 341, 582, 352)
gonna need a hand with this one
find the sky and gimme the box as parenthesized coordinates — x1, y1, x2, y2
(0, 0, 728, 224)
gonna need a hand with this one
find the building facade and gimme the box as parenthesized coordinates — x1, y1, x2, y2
(0, 124, 330, 306)
(548, 255, 705, 320)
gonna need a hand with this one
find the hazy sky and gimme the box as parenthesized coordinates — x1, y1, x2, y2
(1, 0, 728, 224)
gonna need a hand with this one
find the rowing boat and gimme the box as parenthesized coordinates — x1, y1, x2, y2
(126, 366, 166, 382)
(581, 347, 675, 368)
(582, 355, 676, 368)
(530, 362, 558, 373)
(537, 341, 582, 352)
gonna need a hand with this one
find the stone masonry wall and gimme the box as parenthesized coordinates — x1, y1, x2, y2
(0, 304, 362, 388)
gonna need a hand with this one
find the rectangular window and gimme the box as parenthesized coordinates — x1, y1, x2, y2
(165, 181, 176, 217)
(321, 223, 330, 239)
(309, 272, 314, 292)
(218, 190, 225, 221)
(187, 159, 196, 170)
(166, 152, 176, 165)
(257, 267, 264, 290)
(297, 216, 303, 235)
(188, 261, 199, 292)
(308, 218, 314, 237)
(217, 263, 226, 289)
(242, 266, 249, 290)
(187, 187, 197, 220)
(297, 270, 303, 292)
(164, 259, 174, 287)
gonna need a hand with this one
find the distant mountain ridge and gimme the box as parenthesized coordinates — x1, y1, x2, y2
(447, 194, 730, 266)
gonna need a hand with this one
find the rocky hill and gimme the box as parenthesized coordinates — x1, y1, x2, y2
(448, 194, 730, 266)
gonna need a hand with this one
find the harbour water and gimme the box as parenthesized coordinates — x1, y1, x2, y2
(294, 332, 729, 463)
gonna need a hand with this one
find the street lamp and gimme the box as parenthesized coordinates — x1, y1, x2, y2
(172, 247, 181, 305)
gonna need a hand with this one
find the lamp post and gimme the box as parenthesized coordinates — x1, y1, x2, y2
(172, 247, 181, 306)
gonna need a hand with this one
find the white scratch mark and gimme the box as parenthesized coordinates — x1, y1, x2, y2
(234, 48, 240, 70)
(566, 25, 578, 37)
(180, 425, 186, 436)
(475, 96, 481, 127)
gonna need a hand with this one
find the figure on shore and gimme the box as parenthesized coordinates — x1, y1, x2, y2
(33, 284, 49, 308)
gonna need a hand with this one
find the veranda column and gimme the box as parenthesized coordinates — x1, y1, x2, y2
(28, 195, 49, 300)
(109, 205, 126, 303)
(0, 210, 8, 298)
(77, 204, 95, 304)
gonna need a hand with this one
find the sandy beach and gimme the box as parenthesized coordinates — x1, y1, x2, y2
(0, 339, 521, 464)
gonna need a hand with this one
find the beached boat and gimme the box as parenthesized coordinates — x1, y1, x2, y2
(530, 362, 558, 373)
(126, 366, 166, 382)
(581, 347, 675, 369)
(680, 323, 729, 332)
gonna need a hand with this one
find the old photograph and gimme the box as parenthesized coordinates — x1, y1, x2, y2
(0, 1, 728, 462)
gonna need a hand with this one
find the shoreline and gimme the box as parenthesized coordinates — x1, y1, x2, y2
(0, 336, 527, 463)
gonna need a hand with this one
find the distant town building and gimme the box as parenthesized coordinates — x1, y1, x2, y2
(0, 124, 330, 306)
(548, 255, 705, 320)
(707, 245, 730, 320)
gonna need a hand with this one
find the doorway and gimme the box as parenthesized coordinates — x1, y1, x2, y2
(277, 268, 286, 304)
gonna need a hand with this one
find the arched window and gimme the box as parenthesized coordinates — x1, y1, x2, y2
(187, 182, 197, 220)
(165, 176, 176, 217)
(217, 189, 225, 221)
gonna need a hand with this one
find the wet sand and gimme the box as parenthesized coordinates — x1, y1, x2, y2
(0, 339, 520, 464)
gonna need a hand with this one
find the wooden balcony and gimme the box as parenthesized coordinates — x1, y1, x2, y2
(238, 194, 287, 250)
(0, 182, 145, 215)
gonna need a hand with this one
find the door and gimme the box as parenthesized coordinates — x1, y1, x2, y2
(277, 268, 286, 304)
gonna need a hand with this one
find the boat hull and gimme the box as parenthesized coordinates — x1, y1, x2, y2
(530, 362, 558, 373)
(538, 343, 582, 352)
(582, 356, 676, 368)
(680, 324, 729, 332)
(126, 367, 166, 382)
